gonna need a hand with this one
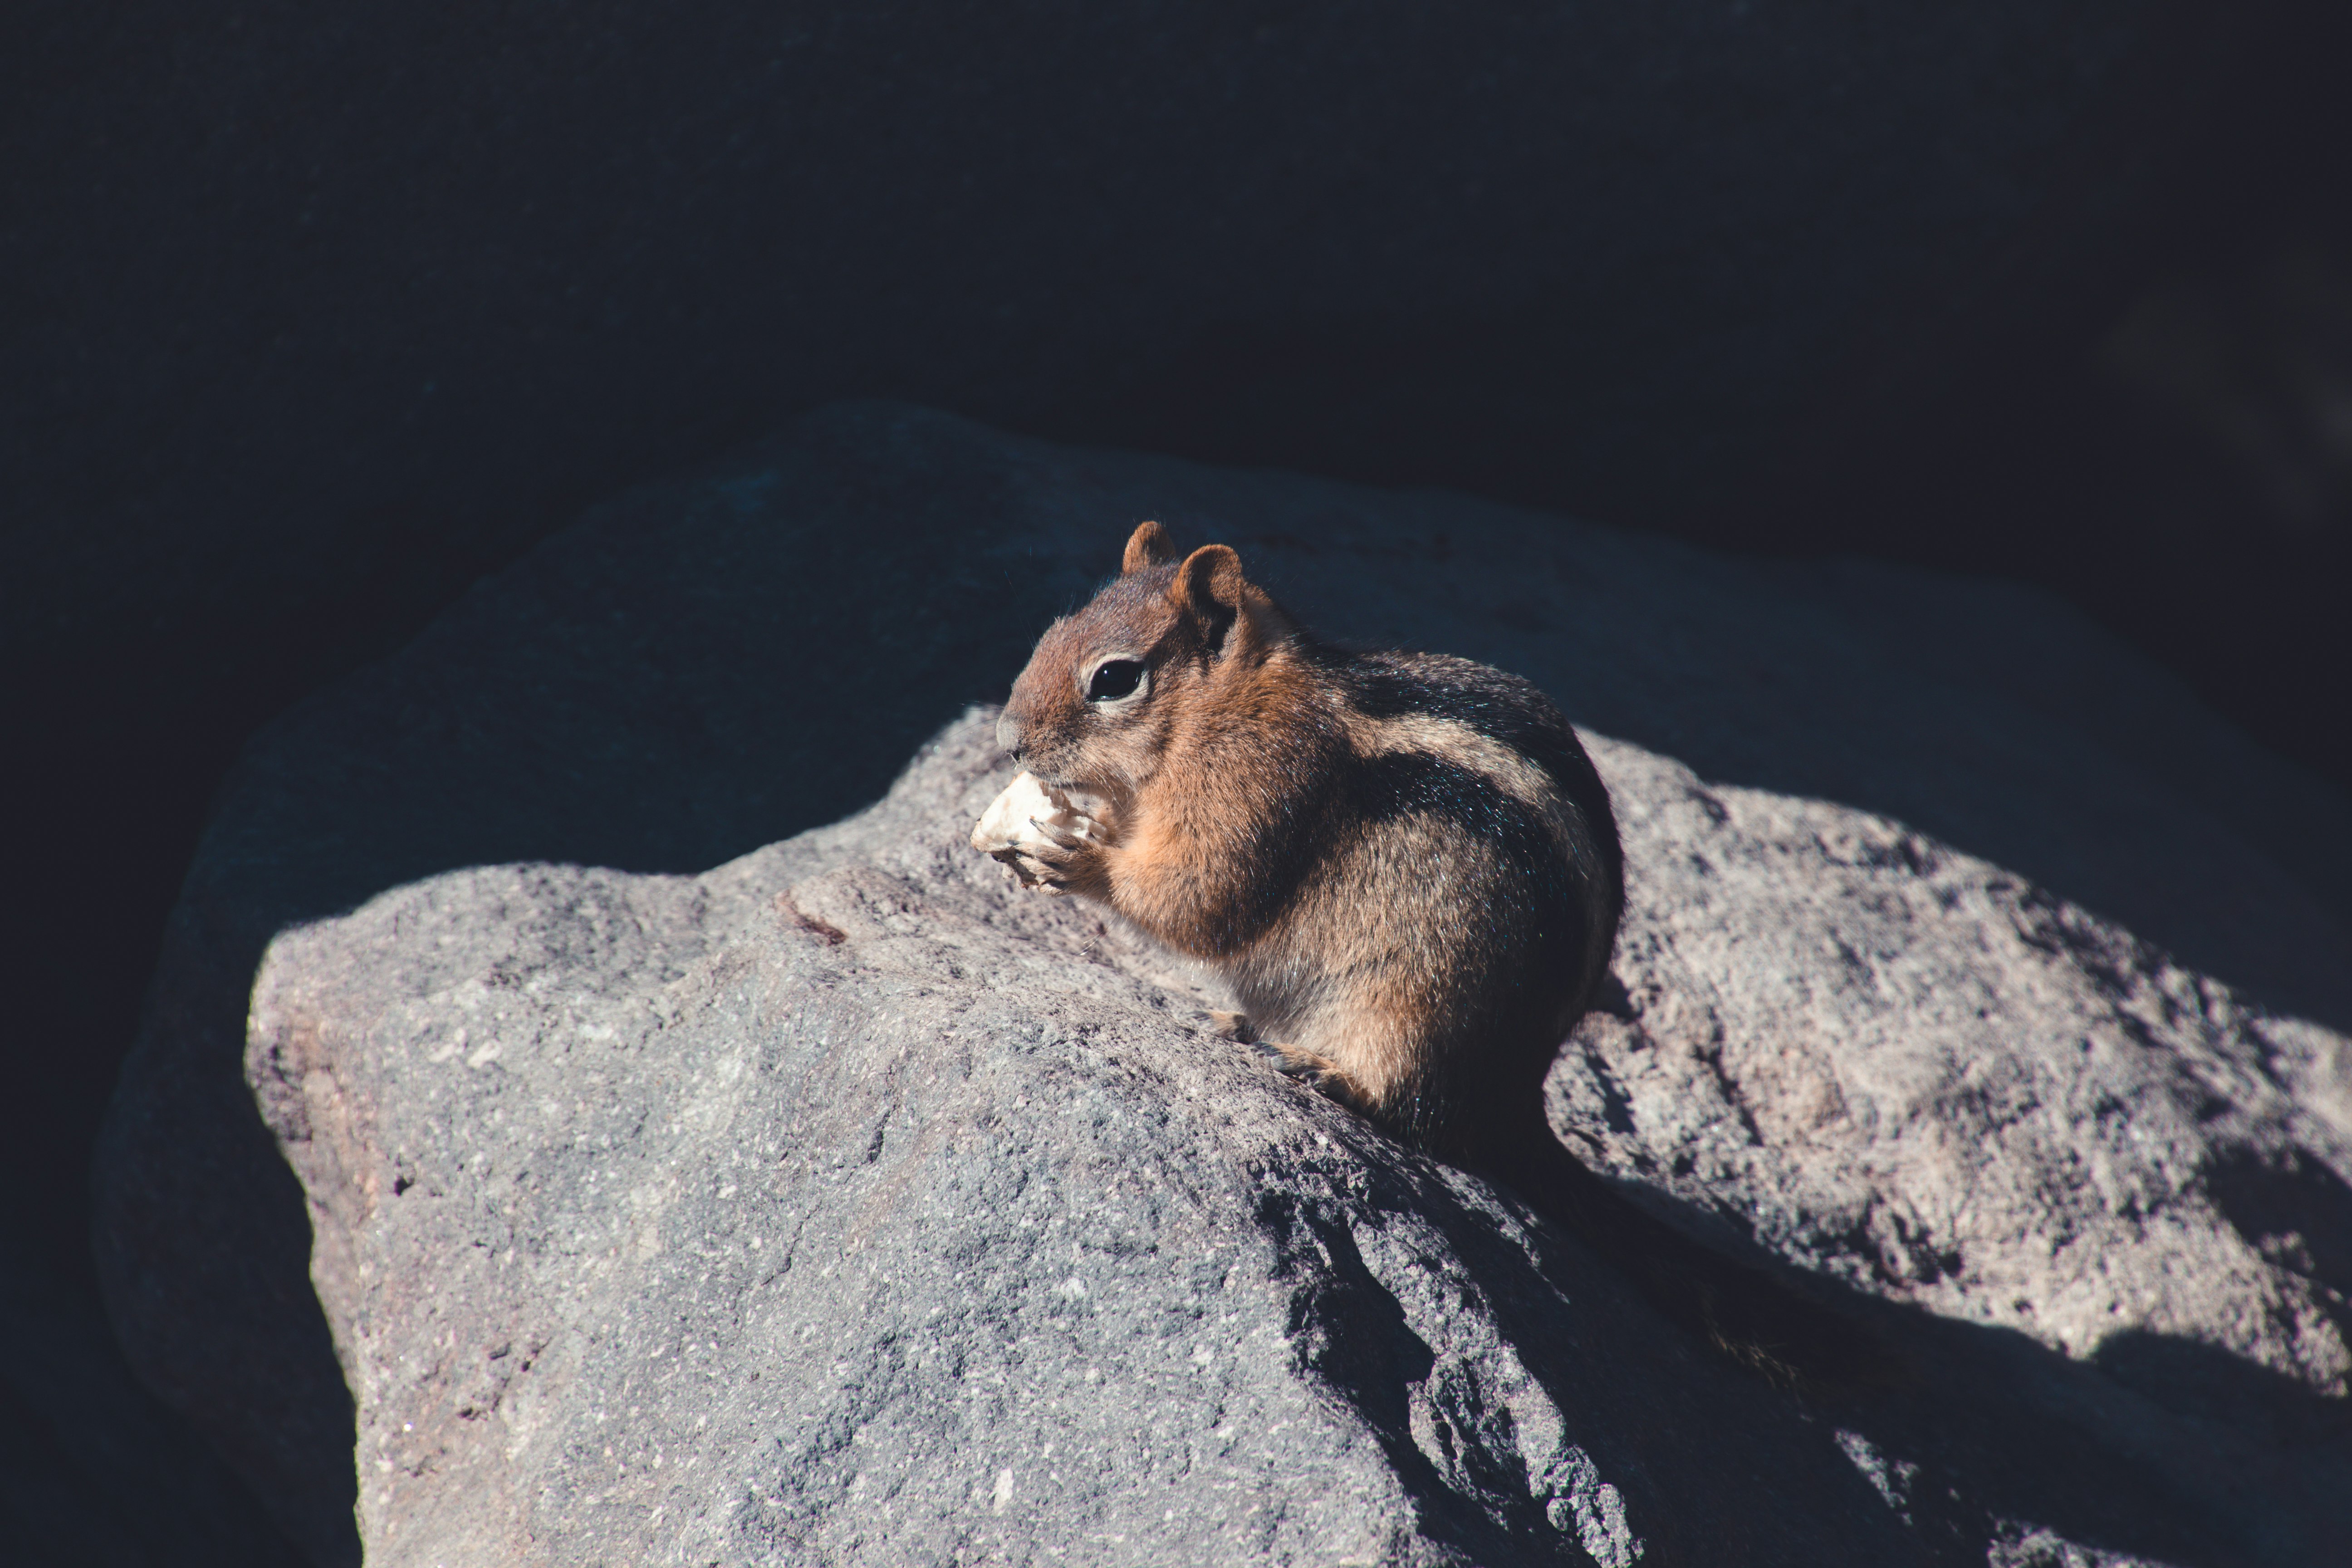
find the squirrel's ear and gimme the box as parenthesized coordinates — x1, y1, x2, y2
(1171, 543, 1245, 612)
(1122, 520, 1179, 574)
(1170, 544, 1253, 649)
(1172, 542, 1290, 656)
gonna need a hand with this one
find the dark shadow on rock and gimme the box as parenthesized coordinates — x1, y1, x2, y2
(1220, 1131, 1934, 1562)
(92, 1031, 358, 1566)
(1257, 1193, 1560, 1566)
(0, 1206, 310, 1567)
(1447, 1163, 2351, 1568)
(1821, 1302, 2352, 1568)
(2091, 1330, 2352, 1450)
(2204, 1146, 2352, 1332)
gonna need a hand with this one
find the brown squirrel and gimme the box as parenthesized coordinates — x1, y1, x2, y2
(992, 520, 1881, 1386)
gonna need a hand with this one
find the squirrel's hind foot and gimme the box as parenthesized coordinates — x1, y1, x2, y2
(1250, 1039, 1367, 1112)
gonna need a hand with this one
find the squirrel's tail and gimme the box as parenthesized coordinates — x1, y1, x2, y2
(1479, 1115, 1903, 1391)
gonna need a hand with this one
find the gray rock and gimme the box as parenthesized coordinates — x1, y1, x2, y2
(100, 402, 2352, 1562)
(1558, 741, 2352, 1435)
(239, 720, 1874, 1564)
(248, 711, 2352, 1564)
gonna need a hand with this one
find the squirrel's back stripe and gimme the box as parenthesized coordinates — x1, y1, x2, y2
(1316, 644, 1622, 1003)
(1345, 710, 1584, 868)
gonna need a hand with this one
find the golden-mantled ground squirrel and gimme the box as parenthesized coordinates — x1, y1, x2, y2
(990, 521, 1878, 1385)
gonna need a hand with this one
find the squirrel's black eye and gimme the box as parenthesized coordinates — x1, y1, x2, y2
(1086, 659, 1145, 702)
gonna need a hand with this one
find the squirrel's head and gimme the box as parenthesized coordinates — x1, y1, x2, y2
(998, 521, 1295, 795)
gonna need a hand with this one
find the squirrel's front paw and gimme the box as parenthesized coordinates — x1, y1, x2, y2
(973, 774, 1115, 895)
(1000, 814, 1105, 895)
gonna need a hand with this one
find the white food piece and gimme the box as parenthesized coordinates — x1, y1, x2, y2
(971, 771, 1050, 853)
(971, 772, 1111, 888)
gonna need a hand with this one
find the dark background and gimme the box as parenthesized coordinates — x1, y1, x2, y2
(5, 0, 2349, 1558)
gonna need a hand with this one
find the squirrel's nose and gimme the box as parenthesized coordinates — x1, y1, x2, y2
(996, 709, 1025, 760)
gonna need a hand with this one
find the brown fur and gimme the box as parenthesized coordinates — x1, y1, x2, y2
(994, 523, 1895, 1387)
(1001, 523, 1617, 1150)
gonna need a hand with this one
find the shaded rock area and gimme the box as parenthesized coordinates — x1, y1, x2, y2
(6, 0, 2222, 669)
(98, 403, 2352, 1562)
(0, 1209, 308, 1566)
